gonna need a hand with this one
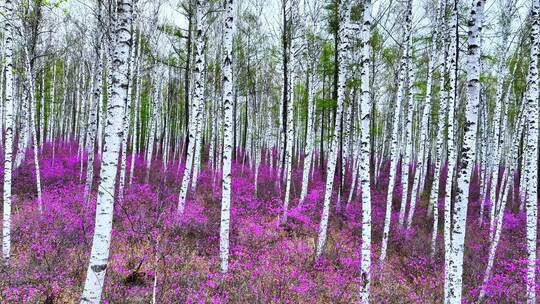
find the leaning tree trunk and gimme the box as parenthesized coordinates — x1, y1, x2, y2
(398, 43, 414, 228)
(486, 58, 508, 236)
(81, 0, 132, 302)
(316, 0, 351, 257)
(479, 108, 525, 301)
(484, 2, 513, 228)
(380, 0, 413, 267)
(409, 0, 444, 229)
(178, 0, 206, 216)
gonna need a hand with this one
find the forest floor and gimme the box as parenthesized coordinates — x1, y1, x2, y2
(0, 142, 537, 303)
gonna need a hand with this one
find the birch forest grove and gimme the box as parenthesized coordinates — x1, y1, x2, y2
(0, 0, 539, 302)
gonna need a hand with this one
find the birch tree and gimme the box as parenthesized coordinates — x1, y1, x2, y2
(178, 0, 206, 216)
(408, 0, 444, 229)
(380, 0, 413, 266)
(299, 2, 321, 206)
(359, 0, 373, 300)
(523, 0, 540, 301)
(219, 0, 234, 274)
(128, 46, 141, 186)
(118, 14, 139, 202)
(81, 0, 132, 301)
(445, 0, 485, 302)
(299, 66, 316, 205)
(316, 0, 351, 257)
(23, 49, 43, 212)
(442, 2, 459, 299)
(15, 84, 30, 169)
(429, 0, 448, 256)
(282, 0, 300, 223)
(479, 105, 525, 301)
(2, 0, 14, 260)
(398, 40, 414, 228)
(83, 2, 104, 206)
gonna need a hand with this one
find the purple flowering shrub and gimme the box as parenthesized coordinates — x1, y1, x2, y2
(0, 144, 538, 303)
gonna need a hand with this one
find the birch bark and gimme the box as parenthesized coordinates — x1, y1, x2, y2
(446, 0, 485, 302)
(81, 0, 132, 301)
(398, 35, 414, 228)
(412, 0, 444, 226)
(523, 0, 540, 301)
(2, 0, 14, 260)
(118, 18, 138, 201)
(178, 0, 206, 215)
(479, 110, 525, 301)
(83, 10, 104, 206)
(23, 50, 43, 212)
(380, 0, 413, 266)
(282, 0, 300, 223)
(359, 0, 373, 300)
(315, 0, 351, 256)
(300, 71, 316, 205)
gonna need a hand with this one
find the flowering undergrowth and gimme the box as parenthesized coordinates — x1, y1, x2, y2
(0, 143, 538, 303)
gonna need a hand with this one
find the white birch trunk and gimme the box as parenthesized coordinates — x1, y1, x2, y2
(118, 21, 138, 201)
(315, 0, 351, 256)
(524, 1, 540, 302)
(405, 64, 421, 229)
(443, 3, 459, 299)
(220, 0, 234, 268)
(282, 73, 295, 222)
(398, 44, 414, 228)
(479, 112, 524, 301)
(144, 75, 161, 183)
(190, 78, 206, 191)
(299, 71, 316, 205)
(415, 0, 443, 224)
(347, 152, 359, 206)
(429, 1, 448, 255)
(39, 72, 45, 148)
(446, 1, 484, 302)
(80, 69, 94, 181)
(15, 84, 30, 169)
(486, 58, 508, 235)
(81, 0, 132, 301)
(48, 64, 56, 144)
(2, 0, 14, 260)
(129, 45, 142, 186)
(359, 1, 372, 300)
(282, 0, 300, 222)
(84, 45, 104, 206)
(379, 0, 412, 266)
(178, 0, 206, 215)
(23, 50, 43, 213)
